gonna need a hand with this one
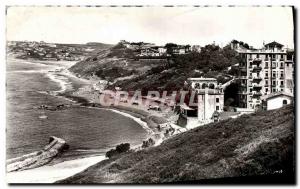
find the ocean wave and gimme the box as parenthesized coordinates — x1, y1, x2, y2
(45, 72, 73, 94)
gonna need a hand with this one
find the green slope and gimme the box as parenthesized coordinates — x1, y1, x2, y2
(58, 105, 295, 184)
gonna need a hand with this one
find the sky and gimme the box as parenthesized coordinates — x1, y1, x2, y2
(6, 6, 294, 49)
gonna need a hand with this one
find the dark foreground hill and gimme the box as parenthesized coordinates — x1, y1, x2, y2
(58, 105, 295, 184)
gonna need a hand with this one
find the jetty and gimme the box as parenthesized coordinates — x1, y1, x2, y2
(6, 136, 69, 172)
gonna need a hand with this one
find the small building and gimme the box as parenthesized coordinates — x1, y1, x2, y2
(187, 77, 224, 122)
(197, 88, 224, 121)
(192, 45, 201, 52)
(261, 92, 293, 110)
(179, 103, 197, 117)
(139, 48, 160, 57)
(157, 47, 167, 55)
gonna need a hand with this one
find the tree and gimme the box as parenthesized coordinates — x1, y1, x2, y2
(105, 143, 131, 158)
(165, 43, 178, 55)
(116, 143, 130, 153)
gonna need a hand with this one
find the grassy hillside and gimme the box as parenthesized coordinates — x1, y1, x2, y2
(58, 105, 295, 184)
(69, 43, 238, 93)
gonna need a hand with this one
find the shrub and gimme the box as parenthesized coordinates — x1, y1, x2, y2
(106, 143, 131, 158)
(116, 143, 130, 153)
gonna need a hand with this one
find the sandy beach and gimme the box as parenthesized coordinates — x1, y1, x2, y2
(6, 57, 182, 183)
(6, 155, 107, 183)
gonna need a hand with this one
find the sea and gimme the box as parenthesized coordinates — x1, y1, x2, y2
(6, 58, 149, 160)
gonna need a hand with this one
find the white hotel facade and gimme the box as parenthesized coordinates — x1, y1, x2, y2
(237, 41, 294, 109)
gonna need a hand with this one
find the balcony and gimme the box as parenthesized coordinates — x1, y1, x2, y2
(252, 92, 262, 97)
(253, 84, 262, 90)
(264, 66, 269, 69)
(252, 76, 262, 81)
(252, 67, 262, 72)
(253, 58, 262, 63)
(253, 88, 262, 91)
(279, 66, 284, 69)
(239, 76, 248, 80)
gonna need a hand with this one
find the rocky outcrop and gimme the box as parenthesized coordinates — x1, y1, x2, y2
(6, 136, 69, 172)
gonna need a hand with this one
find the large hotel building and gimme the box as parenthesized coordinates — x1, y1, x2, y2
(236, 41, 294, 109)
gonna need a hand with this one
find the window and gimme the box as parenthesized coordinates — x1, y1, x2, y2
(280, 71, 284, 78)
(272, 54, 275, 59)
(272, 62, 276, 67)
(216, 98, 219, 103)
(280, 62, 283, 67)
(280, 81, 284, 86)
(256, 54, 259, 58)
(209, 83, 215, 89)
(272, 81, 276, 85)
(281, 54, 284, 59)
(216, 106, 219, 111)
(265, 72, 268, 77)
(272, 88, 276, 92)
(265, 88, 268, 92)
(265, 62, 268, 67)
(250, 88, 253, 92)
(283, 100, 288, 105)
(202, 83, 208, 89)
(265, 80, 268, 85)
(272, 72, 276, 77)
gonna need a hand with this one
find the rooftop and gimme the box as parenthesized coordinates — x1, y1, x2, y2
(261, 91, 294, 100)
(265, 41, 284, 48)
(187, 77, 217, 81)
(180, 103, 195, 110)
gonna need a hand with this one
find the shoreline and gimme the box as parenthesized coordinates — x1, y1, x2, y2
(6, 57, 175, 183)
(6, 155, 107, 183)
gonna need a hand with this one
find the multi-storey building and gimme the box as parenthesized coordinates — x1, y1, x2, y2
(237, 41, 294, 109)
